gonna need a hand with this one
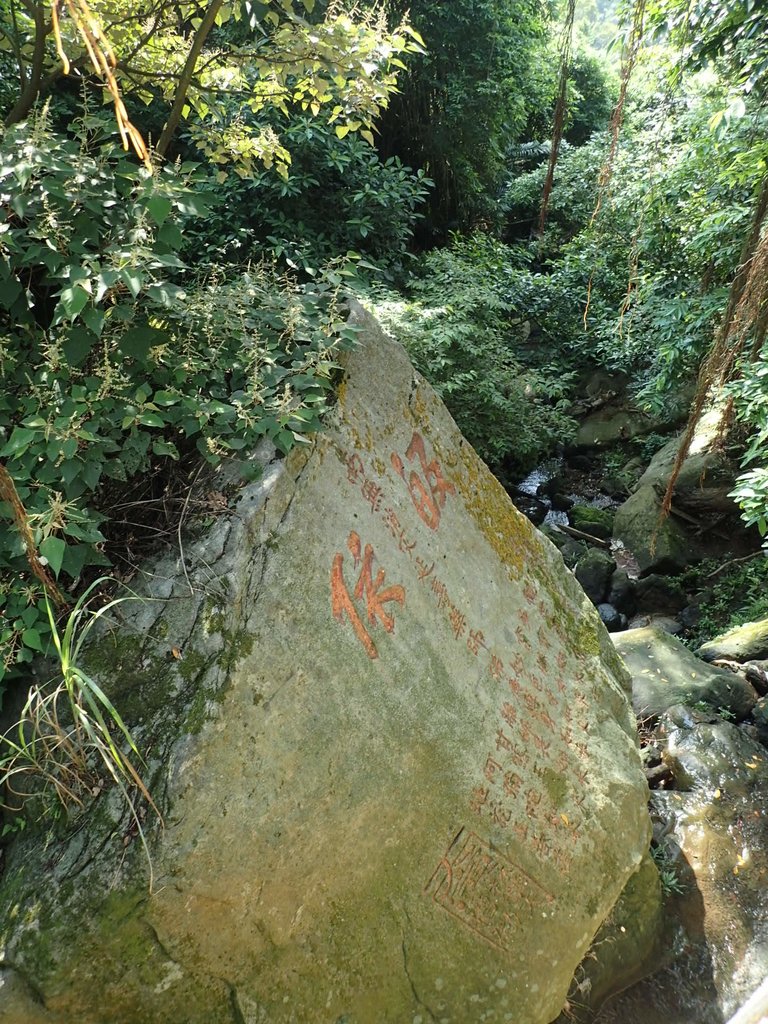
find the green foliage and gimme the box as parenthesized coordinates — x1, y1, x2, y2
(377, 0, 554, 237)
(362, 234, 577, 479)
(1, 0, 422, 172)
(650, 841, 686, 897)
(181, 113, 432, 272)
(683, 556, 768, 649)
(0, 115, 354, 688)
(0, 579, 158, 880)
(503, 86, 766, 404)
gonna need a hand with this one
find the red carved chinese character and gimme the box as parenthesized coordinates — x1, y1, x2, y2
(519, 721, 532, 744)
(523, 692, 539, 714)
(518, 609, 530, 627)
(510, 652, 524, 675)
(508, 744, 525, 767)
(515, 625, 531, 649)
(382, 507, 402, 538)
(490, 800, 512, 828)
(391, 432, 455, 530)
(537, 652, 548, 673)
(467, 629, 487, 655)
(449, 606, 466, 640)
(484, 755, 502, 783)
(399, 535, 416, 558)
(503, 771, 521, 797)
(531, 832, 549, 857)
(431, 578, 450, 609)
(538, 708, 556, 733)
(361, 479, 382, 513)
(555, 752, 569, 773)
(560, 724, 573, 745)
(495, 728, 513, 753)
(523, 582, 537, 604)
(557, 651, 567, 671)
(330, 531, 406, 660)
(512, 821, 528, 843)
(500, 701, 517, 728)
(508, 675, 522, 696)
(469, 786, 489, 815)
(532, 734, 550, 755)
(489, 654, 504, 681)
(346, 453, 365, 484)
(525, 789, 542, 818)
(537, 626, 551, 650)
(415, 557, 434, 580)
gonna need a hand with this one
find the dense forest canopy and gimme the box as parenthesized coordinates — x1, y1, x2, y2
(1, 0, 768, 691)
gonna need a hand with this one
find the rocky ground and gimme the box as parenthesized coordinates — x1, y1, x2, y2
(509, 375, 768, 1023)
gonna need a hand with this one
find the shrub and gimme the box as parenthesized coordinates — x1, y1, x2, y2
(362, 235, 577, 479)
(0, 114, 355, 690)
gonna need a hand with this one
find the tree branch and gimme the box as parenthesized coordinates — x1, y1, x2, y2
(4, 1, 48, 126)
(155, 0, 224, 157)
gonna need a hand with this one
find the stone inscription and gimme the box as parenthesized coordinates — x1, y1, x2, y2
(330, 432, 595, 906)
(425, 828, 554, 953)
(331, 530, 406, 660)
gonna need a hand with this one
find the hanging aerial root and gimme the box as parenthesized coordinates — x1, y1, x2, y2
(50, 0, 150, 166)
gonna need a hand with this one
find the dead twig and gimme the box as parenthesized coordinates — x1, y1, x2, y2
(555, 523, 610, 548)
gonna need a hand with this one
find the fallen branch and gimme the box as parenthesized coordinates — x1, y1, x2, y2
(554, 523, 610, 548)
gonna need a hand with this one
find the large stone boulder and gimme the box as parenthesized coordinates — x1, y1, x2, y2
(612, 483, 700, 575)
(635, 434, 739, 515)
(0, 305, 651, 1024)
(613, 627, 759, 722)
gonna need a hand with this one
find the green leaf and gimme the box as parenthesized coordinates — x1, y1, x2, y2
(119, 267, 144, 299)
(118, 326, 166, 363)
(63, 327, 96, 367)
(58, 285, 90, 320)
(0, 427, 37, 458)
(137, 412, 165, 427)
(39, 535, 66, 578)
(21, 628, 44, 651)
(146, 196, 173, 227)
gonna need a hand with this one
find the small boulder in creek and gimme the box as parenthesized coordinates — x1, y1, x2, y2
(608, 569, 636, 616)
(598, 603, 626, 632)
(612, 626, 758, 721)
(634, 574, 687, 614)
(574, 548, 617, 605)
(570, 504, 615, 541)
(697, 617, 768, 664)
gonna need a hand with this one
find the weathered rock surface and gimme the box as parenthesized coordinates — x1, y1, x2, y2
(634, 435, 738, 514)
(0, 305, 651, 1024)
(697, 618, 768, 664)
(574, 548, 616, 605)
(612, 484, 699, 575)
(570, 505, 615, 541)
(613, 627, 759, 721)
